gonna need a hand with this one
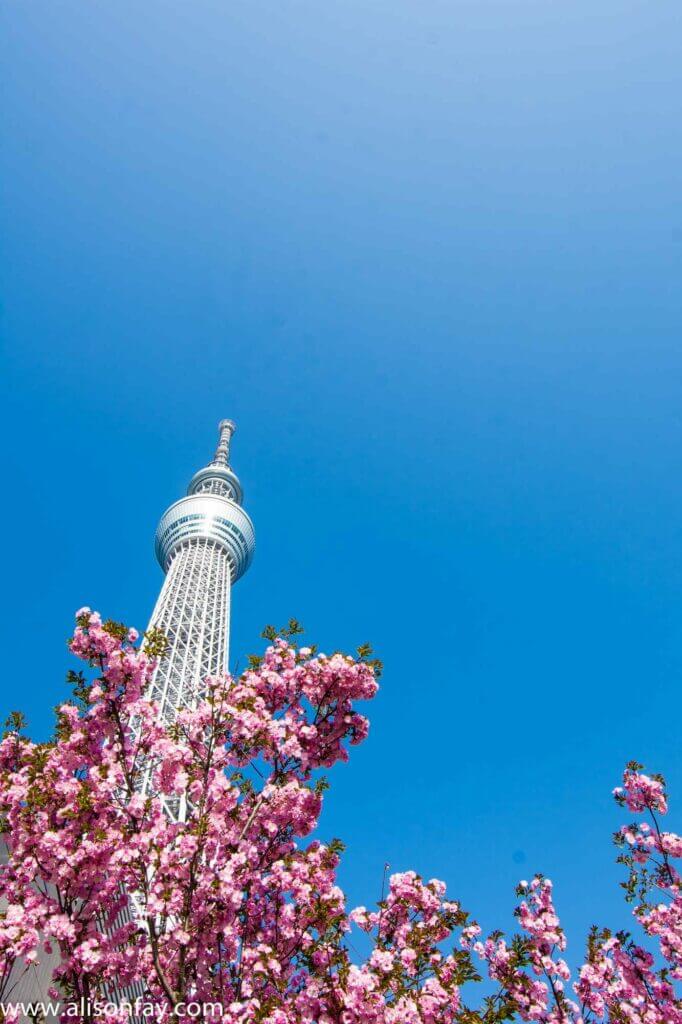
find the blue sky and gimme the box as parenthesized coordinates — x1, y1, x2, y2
(2, 0, 682, 969)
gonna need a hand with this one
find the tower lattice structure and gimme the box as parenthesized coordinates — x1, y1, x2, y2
(144, 420, 255, 724)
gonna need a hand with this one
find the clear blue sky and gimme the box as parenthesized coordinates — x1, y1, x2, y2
(2, 0, 682, 968)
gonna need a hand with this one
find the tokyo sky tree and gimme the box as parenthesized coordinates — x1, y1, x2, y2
(144, 419, 255, 722)
(118, 421, 255, 959)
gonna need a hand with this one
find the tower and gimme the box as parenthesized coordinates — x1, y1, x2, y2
(144, 420, 255, 722)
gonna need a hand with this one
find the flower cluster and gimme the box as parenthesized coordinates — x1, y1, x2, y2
(574, 932, 679, 1024)
(614, 765, 668, 815)
(347, 871, 469, 1024)
(464, 876, 575, 1024)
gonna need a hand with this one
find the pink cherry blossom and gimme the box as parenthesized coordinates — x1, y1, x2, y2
(2, 611, 682, 1024)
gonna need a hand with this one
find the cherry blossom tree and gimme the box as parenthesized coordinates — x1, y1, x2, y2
(0, 610, 681, 1024)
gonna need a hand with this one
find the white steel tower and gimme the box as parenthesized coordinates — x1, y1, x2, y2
(145, 420, 255, 722)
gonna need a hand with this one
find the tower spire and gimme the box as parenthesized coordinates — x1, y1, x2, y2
(212, 419, 236, 467)
(185, 419, 244, 504)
